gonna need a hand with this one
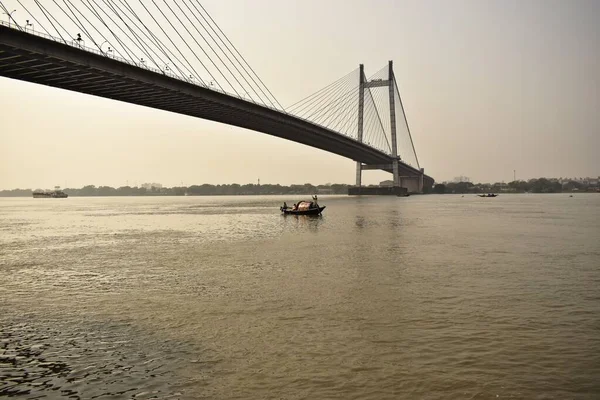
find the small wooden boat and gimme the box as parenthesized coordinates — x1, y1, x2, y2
(478, 193, 498, 198)
(281, 197, 325, 215)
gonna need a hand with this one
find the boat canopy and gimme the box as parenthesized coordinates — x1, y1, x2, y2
(296, 201, 315, 211)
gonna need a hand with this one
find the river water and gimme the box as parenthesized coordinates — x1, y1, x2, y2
(1, 194, 599, 399)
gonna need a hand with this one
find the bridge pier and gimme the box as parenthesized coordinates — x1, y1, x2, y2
(392, 159, 400, 187)
(352, 164, 425, 194)
(348, 185, 408, 196)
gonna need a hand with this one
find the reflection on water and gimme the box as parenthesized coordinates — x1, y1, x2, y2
(281, 213, 323, 232)
(1, 194, 599, 399)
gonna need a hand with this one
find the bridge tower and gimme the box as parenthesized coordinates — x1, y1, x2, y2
(355, 61, 402, 189)
(355, 64, 366, 187)
(354, 61, 424, 193)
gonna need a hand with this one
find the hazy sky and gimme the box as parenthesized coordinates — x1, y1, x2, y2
(1, 0, 599, 189)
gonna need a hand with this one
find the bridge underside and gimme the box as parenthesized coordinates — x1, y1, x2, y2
(0, 26, 433, 188)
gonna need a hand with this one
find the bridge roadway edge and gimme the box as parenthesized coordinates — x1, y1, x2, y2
(0, 26, 434, 187)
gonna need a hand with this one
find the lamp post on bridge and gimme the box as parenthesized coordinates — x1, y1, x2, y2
(2, 9, 16, 28)
(100, 40, 110, 54)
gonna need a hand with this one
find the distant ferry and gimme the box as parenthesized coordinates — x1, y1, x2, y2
(33, 186, 68, 198)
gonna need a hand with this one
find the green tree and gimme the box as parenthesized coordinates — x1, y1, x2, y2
(434, 184, 446, 194)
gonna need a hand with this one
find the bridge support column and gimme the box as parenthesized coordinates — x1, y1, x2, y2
(355, 64, 365, 187)
(355, 163, 362, 187)
(388, 60, 401, 187)
(392, 159, 399, 187)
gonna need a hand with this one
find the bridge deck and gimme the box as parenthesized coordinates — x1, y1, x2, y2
(0, 25, 433, 186)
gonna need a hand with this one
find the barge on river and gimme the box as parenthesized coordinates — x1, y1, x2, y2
(33, 186, 68, 198)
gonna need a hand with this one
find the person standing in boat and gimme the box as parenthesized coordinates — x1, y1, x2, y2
(312, 195, 318, 208)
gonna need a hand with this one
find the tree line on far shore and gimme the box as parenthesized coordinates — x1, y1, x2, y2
(0, 183, 352, 197)
(434, 178, 598, 194)
(1, 178, 597, 197)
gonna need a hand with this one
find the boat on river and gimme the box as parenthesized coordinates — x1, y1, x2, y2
(478, 193, 498, 198)
(32, 186, 68, 198)
(280, 196, 325, 215)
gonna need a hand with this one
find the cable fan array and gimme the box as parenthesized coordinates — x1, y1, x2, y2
(286, 63, 420, 166)
(0, 0, 282, 109)
(366, 64, 420, 167)
(0, 0, 421, 165)
(392, 74, 420, 168)
(286, 68, 392, 154)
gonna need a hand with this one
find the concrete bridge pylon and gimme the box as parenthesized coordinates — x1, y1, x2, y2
(354, 61, 426, 194)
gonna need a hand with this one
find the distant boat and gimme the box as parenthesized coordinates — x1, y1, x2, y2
(478, 193, 498, 198)
(33, 186, 68, 198)
(281, 196, 325, 215)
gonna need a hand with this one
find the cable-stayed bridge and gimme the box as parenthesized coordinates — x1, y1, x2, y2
(0, 1, 433, 192)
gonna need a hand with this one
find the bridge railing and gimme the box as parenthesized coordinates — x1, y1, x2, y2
(0, 20, 288, 112)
